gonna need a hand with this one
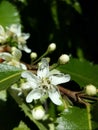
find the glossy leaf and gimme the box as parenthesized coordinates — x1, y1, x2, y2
(0, 64, 22, 90)
(0, 1, 20, 27)
(57, 58, 98, 87)
(91, 102, 98, 130)
(56, 106, 90, 130)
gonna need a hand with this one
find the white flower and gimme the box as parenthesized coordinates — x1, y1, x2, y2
(0, 48, 27, 70)
(0, 25, 8, 44)
(6, 24, 31, 53)
(21, 58, 70, 105)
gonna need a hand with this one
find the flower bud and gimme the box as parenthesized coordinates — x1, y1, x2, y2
(31, 106, 45, 120)
(58, 54, 70, 64)
(85, 84, 97, 96)
(47, 43, 56, 53)
(30, 52, 37, 59)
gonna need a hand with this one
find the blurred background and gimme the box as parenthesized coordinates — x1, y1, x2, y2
(0, 0, 98, 129)
(7, 0, 98, 64)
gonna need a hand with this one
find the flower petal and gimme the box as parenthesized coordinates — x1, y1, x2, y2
(50, 74, 70, 85)
(26, 89, 42, 103)
(21, 71, 39, 82)
(6, 24, 21, 36)
(18, 44, 31, 53)
(49, 90, 62, 105)
(0, 52, 12, 61)
(20, 63, 27, 70)
(49, 69, 61, 75)
(0, 25, 5, 34)
(37, 58, 49, 78)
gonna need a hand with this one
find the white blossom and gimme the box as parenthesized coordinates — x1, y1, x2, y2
(6, 24, 31, 53)
(21, 58, 70, 105)
(0, 48, 27, 70)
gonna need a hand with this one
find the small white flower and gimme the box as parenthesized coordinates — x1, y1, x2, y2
(0, 48, 27, 70)
(21, 58, 70, 105)
(6, 24, 31, 53)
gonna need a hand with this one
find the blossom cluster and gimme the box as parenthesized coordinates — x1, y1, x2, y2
(0, 24, 31, 53)
(0, 23, 71, 120)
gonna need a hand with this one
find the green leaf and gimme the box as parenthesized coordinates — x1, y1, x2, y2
(56, 106, 91, 130)
(0, 90, 7, 101)
(0, 64, 22, 90)
(0, 1, 20, 27)
(13, 121, 30, 130)
(57, 58, 98, 87)
(91, 102, 98, 130)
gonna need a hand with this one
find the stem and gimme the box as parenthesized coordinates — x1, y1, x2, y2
(58, 86, 78, 101)
(32, 51, 48, 65)
(86, 104, 92, 130)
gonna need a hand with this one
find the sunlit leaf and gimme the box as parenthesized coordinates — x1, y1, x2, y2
(0, 1, 20, 27)
(0, 90, 7, 101)
(56, 106, 91, 130)
(57, 58, 98, 87)
(0, 64, 22, 90)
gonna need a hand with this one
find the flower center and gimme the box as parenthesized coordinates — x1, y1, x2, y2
(41, 78, 51, 90)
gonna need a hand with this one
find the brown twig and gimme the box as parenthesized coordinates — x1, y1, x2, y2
(58, 85, 78, 101)
(58, 85, 98, 105)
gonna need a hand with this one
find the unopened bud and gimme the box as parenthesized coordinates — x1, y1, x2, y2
(58, 54, 70, 64)
(85, 84, 97, 96)
(30, 52, 37, 59)
(47, 43, 56, 53)
(31, 106, 45, 120)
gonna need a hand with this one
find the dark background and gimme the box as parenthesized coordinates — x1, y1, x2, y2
(1, 0, 98, 129)
(14, 0, 98, 64)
